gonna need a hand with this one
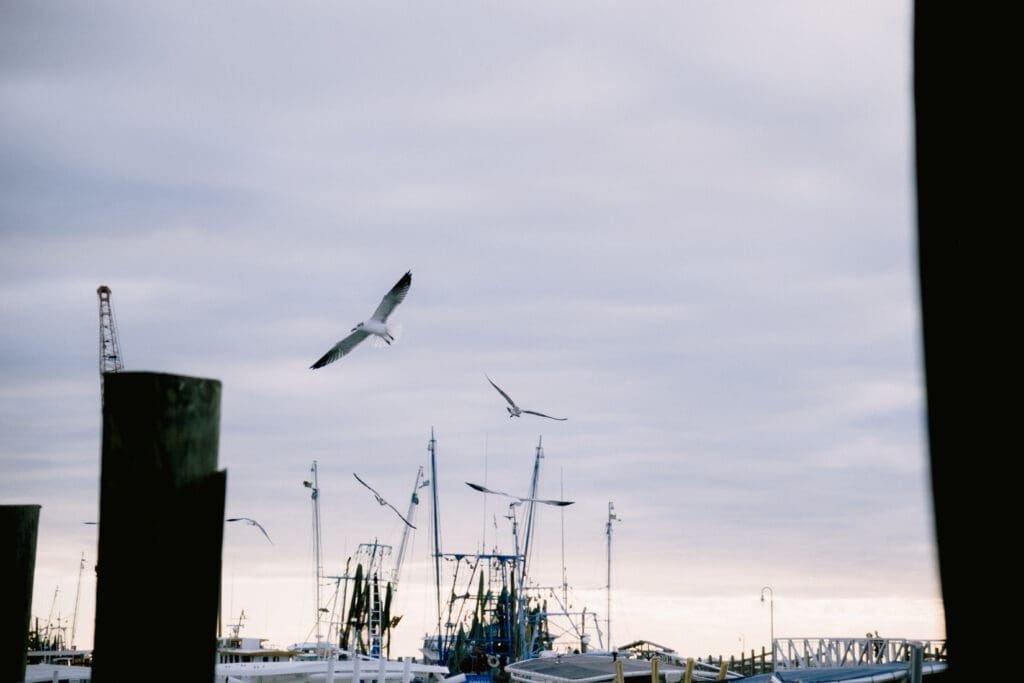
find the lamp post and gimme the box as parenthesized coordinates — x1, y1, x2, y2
(760, 586, 774, 670)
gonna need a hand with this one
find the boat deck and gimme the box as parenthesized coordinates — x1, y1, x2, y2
(505, 654, 688, 683)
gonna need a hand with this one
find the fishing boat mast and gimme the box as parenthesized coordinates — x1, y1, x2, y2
(514, 436, 545, 658)
(304, 461, 325, 649)
(560, 469, 568, 607)
(520, 437, 543, 579)
(606, 501, 618, 648)
(429, 428, 444, 665)
(357, 539, 390, 657)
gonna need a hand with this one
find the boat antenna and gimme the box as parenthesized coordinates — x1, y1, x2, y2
(606, 501, 619, 650)
(304, 461, 324, 650)
(560, 468, 568, 606)
(428, 428, 444, 664)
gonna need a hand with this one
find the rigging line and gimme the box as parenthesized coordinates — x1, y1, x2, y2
(482, 433, 489, 554)
(560, 467, 567, 606)
(450, 556, 483, 638)
(545, 587, 584, 640)
(443, 557, 463, 645)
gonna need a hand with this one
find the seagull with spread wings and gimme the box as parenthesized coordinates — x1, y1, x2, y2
(354, 473, 416, 528)
(226, 517, 275, 545)
(465, 481, 574, 507)
(486, 375, 567, 421)
(311, 270, 412, 370)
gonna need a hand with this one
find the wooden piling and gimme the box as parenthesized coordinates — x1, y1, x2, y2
(0, 504, 41, 683)
(92, 372, 224, 683)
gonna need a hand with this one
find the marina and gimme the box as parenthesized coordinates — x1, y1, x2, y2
(14, 419, 950, 683)
(12, 418, 948, 683)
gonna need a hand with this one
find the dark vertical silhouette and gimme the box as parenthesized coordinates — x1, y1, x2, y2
(0, 504, 41, 683)
(92, 372, 224, 682)
(915, 4, 1015, 681)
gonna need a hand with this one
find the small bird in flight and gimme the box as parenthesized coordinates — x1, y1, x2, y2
(226, 517, 275, 545)
(465, 482, 574, 507)
(311, 270, 412, 370)
(354, 473, 416, 528)
(486, 375, 567, 421)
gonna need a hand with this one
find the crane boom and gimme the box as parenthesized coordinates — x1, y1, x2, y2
(392, 465, 425, 587)
(97, 285, 124, 375)
(71, 552, 85, 648)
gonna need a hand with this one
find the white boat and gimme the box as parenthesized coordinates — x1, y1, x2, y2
(216, 652, 451, 683)
(218, 610, 303, 665)
(23, 663, 92, 683)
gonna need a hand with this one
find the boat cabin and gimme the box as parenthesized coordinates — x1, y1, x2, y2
(216, 636, 299, 664)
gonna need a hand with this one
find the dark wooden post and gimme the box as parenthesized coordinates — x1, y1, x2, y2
(0, 504, 41, 683)
(92, 372, 224, 683)
(915, 4, 1018, 676)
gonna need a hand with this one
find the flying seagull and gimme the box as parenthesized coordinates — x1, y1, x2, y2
(226, 517, 275, 545)
(486, 375, 567, 421)
(465, 481, 574, 507)
(354, 473, 416, 528)
(311, 270, 412, 370)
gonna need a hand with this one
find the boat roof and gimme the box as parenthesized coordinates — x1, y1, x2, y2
(506, 654, 687, 683)
(24, 663, 93, 682)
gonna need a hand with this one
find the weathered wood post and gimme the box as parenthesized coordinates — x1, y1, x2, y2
(0, 504, 41, 683)
(92, 371, 224, 683)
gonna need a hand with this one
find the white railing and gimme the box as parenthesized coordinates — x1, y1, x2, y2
(774, 638, 947, 669)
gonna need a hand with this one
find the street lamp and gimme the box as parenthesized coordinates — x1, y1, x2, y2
(761, 586, 774, 670)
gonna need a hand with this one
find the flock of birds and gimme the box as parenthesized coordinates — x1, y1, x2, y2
(231, 269, 572, 544)
(308, 269, 566, 421)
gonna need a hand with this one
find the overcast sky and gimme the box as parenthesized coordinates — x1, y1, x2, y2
(1, 0, 943, 660)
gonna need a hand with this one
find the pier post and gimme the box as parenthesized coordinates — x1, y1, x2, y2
(0, 504, 41, 683)
(910, 643, 923, 683)
(92, 372, 224, 683)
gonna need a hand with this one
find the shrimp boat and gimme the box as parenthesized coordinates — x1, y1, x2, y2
(419, 430, 618, 682)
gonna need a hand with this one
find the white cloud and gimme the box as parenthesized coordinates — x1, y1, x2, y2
(1, 0, 938, 659)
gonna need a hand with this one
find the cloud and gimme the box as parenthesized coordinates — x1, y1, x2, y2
(1, 0, 938, 659)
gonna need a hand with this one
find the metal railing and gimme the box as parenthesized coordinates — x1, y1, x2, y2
(774, 637, 947, 669)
